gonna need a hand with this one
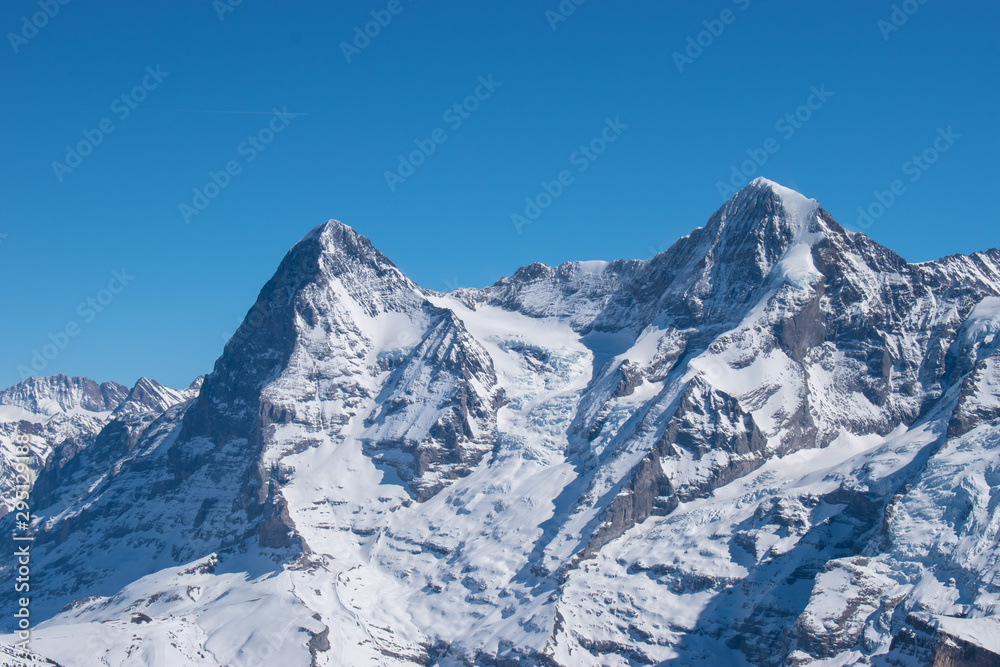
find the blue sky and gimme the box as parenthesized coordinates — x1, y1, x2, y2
(1, 1, 998, 390)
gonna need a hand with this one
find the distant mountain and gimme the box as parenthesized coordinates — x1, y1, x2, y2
(2, 179, 999, 666)
(0, 375, 201, 519)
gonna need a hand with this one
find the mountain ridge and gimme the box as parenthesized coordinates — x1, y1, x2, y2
(2, 178, 999, 666)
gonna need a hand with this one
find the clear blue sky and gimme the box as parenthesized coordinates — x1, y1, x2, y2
(2, 1, 998, 390)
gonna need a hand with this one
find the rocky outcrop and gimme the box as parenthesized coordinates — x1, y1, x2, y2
(364, 308, 506, 501)
(0, 374, 128, 414)
(0, 375, 132, 518)
(885, 614, 1000, 667)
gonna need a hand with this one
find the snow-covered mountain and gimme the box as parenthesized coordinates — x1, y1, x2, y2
(0, 374, 201, 519)
(2, 178, 999, 666)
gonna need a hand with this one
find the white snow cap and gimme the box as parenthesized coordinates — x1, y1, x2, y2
(297, 218, 357, 246)
(747, 177, 821, 238)
(747, 177, 818, 217)
(323, 218, 354, 231)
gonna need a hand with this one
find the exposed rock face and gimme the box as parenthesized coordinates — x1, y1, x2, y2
(2, 179, 1000, 666)
(0, 374, 128, 415)
(582, 377, 769, 560)
(877, 614, 1000, 667)
(29, 376, 202, 508)
(363, 307, 505, 501)
(0, 375, 130, 518)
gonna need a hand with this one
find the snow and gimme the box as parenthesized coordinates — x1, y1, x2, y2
(5, 179, 1000, 666)
(934, 615, 1000, 655)
(961, 296, 1000, 349)
(16, 556, 322, 667)
(756, 177, 819, 229)
(0, 404, 47, 424)
(0, 404, 112, 424)
(574, 259, 610, 273)
(778, 242, 821, 289)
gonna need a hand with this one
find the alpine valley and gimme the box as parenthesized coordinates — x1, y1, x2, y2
(2, 178, 999, 666)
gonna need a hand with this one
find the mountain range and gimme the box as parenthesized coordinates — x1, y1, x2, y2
(2, 178, 999, 666)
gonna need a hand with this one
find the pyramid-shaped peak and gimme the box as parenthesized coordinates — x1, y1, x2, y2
(124, 376, 173, 403)
(712, 177, 820, 240)
(746, 176, 785, 191)
(112, 376, 194, 417)
(293, 218, 395, 266)
(734, 178, 817, 218)
(299, 218, 358, 247)
(318, 218, 356, 236)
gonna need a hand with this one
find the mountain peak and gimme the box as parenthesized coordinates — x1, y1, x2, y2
(8, 182, 1000, 667)
(746, 175, 780, 190)
(745, 175, 782, 190)
(0, 375, 129, 415)
(708, 177, 821, 249)
(310, 218, 356, 239)
(305, 218, 360, 248)
(293, 218, 401, 274)
(740, 176, 802, 198)
(729, 177, 818, 222)
(113, 377, 196, 417)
